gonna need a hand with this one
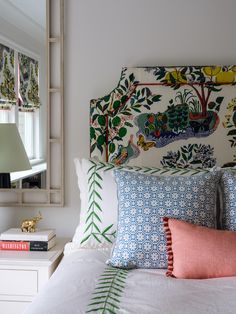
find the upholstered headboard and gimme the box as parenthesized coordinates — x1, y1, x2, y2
(90, 66, 236, 168)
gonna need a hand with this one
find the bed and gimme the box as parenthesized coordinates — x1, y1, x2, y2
(25, 248, 236, 314)
(25, 66, 236, 314)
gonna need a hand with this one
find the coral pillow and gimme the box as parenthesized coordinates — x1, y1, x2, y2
(163, 217, 236, 279)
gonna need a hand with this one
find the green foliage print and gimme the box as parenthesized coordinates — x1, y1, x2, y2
(86, 267, 128, 313)
(27, 64, 40, 109)
(81, 160, 116, 245)
(19, 54, 40, 110)
(222, 97, 236, 147)
(0, 48, 16, 106)
(161, 143, 216, 169)
(153, 66, 224, 118)
(90, 68, 161, 157)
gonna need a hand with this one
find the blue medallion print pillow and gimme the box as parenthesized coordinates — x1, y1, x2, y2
(107, 169, 221, 269)
(221, 170, 236, 230)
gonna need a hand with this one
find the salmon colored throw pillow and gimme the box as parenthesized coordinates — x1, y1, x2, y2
(163, 217, 236, 279)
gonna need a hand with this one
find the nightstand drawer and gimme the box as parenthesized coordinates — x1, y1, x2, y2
(0, 269, 38, 296)
(0, 301, 29, 314)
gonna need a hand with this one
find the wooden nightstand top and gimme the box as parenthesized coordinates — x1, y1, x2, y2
(0, 238, 70, 267)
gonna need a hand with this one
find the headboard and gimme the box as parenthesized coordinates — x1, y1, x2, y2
(90, 66, 236, 168)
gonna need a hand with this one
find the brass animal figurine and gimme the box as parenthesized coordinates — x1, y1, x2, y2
(21, 212, 42, 233)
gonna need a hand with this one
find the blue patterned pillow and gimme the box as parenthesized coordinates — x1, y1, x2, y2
(107, 169, 221, 269)
(221, 170, 236, 230)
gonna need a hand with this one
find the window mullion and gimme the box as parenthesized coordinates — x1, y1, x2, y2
(13, 50, 19, 125)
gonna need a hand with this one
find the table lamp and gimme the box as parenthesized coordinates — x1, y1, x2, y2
(0, 123, 31, 188)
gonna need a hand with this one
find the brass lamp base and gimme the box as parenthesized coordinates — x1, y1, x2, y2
(0, 173, 11, 188)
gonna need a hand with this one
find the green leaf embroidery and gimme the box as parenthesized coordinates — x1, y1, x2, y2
(102, 224, 114, 234)
(86, 267, 128, 313)
(81, 162, 116, 245)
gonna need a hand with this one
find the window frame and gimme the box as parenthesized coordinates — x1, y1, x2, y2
(0, 35, 43, 163)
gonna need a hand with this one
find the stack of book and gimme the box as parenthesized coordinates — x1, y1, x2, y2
(0, 228, 56, 251)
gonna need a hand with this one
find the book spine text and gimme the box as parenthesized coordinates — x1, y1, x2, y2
(0, 241, 49, 251)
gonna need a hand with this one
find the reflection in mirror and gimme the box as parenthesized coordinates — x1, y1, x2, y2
(0, 123, 31, 188)
(0, 0, 47, 189)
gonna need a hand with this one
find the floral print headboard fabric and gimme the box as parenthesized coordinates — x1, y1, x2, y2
(90, 66, 236, 168)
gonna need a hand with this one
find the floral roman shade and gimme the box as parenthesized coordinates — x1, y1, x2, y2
(0, 43, 16, 109)
(0, 43, 40, 112)
(18, 53, 40, 112)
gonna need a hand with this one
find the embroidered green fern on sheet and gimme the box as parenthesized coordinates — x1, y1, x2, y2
(86, 267, 128, 313)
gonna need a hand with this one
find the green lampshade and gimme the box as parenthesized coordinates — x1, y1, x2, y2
(0, 123, 31, 173)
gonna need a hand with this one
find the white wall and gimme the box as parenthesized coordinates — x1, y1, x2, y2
(0, 0, 236, 237)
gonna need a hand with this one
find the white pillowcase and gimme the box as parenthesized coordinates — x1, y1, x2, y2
(72, 158, 215, 249)
(73, 158, 118, 248)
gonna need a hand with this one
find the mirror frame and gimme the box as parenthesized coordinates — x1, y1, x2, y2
(0, 0, 64, 207)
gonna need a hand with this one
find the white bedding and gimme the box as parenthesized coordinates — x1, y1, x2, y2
(25, 248, 236, 314)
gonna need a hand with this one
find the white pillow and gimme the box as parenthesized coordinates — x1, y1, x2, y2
(73, 158, 118, 248)
(72, 158, 215, 249)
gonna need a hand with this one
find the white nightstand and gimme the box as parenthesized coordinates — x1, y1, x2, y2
(0, 238, 69, 314)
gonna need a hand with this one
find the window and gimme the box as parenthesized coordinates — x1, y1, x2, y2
(18, 111, 34, 159)
(0, 42, 41, 161)
(0, 110, 10, 123)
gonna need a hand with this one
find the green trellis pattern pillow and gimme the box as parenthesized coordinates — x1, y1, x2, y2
(73, 158, 215, 249)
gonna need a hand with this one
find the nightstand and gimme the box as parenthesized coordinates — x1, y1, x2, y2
(0, 238, 69, 314)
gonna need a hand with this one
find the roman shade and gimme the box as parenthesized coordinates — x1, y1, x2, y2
(18, 53, 40, 112)
(0, 43, 16, 110)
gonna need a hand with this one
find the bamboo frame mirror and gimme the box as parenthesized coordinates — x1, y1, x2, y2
(0, 0, 64, 207)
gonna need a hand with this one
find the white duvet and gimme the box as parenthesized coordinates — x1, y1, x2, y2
(25, 247, 236, 314)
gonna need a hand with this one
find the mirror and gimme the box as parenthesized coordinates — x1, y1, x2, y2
(0, 0, 64, 206)
(0, 0, 47, 189)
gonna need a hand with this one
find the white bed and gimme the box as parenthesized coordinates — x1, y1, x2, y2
(25, 65, 236, 314)
(25, 245, 236, 314)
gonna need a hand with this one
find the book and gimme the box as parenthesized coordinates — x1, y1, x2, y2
(0, 228, 56, 242)
(0, 236, 56, 251)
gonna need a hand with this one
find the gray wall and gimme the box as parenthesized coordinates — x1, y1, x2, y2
(0, 0, 235, 237)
